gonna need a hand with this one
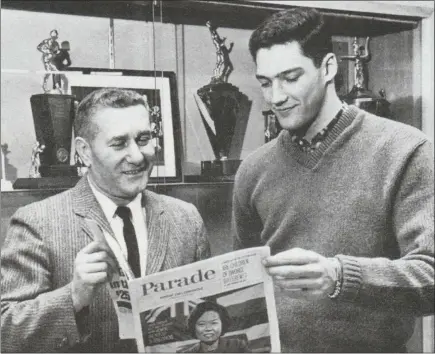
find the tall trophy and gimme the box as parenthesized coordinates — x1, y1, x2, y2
(194, 21, 251, 177)
(341, 37, 390, 118)
(264, 110, 282, 143)
(31, 29, 77, 177)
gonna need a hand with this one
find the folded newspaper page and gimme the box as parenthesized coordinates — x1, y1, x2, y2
(85, 218, 136, 339)
(128, 246, 280, 353)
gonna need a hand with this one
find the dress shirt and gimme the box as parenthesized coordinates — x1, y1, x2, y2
(88, 177, 148, 277)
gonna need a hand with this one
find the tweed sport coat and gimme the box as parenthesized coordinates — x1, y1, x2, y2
(1, 177, 211, 352)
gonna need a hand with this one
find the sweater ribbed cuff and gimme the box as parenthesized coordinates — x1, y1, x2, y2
(335, 255, 363, 301)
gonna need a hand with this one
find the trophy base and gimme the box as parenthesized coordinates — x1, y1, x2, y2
(201, 159, 241, 177)
(342, 86, 390, 118)
(40, 164, 79, 177)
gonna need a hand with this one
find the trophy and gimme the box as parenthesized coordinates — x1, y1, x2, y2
(341, 37, 390, 118)
(31, 29, 77, 177)
(1, 144, 13, 191)
(264, 110, 282, 143)
(194, 21, 251, 177)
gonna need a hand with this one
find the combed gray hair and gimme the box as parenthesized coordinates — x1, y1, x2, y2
(74, 87, 149, 141)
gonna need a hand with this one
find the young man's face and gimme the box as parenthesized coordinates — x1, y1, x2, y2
(86, 105, 155, 202)
(255, 41, 326, 132)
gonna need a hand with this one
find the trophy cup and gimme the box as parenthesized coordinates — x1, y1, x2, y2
(194, 21, 251, 178)
(341, 37, 390, 118)
(31, 29, 77, 178)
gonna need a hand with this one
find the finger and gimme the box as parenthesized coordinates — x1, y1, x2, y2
(279, 288, 325, 301)
(81, 252, 119, 274)
(80, 241, 106, 254)
(263, 248, 320, 267)
(78, 261, 111, 274)
(81, 272, 110, 284)
(275, 278, 324, 290)
(82, 251, 116, 264)
(91, 243, 118, 266)
(265, 263, 323, 279)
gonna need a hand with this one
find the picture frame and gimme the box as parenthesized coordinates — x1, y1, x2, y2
(66, 67, 182, 183)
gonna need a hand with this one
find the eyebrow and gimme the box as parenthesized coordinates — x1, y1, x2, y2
(108, 130, 151, 142)
(109, 134, 128, 142)
(256, 67, 304, 81)
(137, 130, 151, 136)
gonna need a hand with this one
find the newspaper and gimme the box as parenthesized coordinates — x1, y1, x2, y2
(85, 218, 136, 339)
(128, 246, 280, 353)
(85, 219, 280, 351)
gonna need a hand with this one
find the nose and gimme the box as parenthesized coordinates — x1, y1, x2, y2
(126, 142, 147, 164)
(269, 80, 288, 107)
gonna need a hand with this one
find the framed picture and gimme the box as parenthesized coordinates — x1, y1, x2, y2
(67, 67, 182, 183)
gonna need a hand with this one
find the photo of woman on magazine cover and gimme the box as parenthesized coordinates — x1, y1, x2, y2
(178, 301, 251, 353)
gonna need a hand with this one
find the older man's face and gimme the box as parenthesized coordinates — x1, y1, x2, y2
(87, 105, 155, 203)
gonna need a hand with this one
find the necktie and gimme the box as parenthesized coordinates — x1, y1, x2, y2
(115, 206, 141, 278)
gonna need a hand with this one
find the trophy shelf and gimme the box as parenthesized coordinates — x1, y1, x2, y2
(1, 0, 423, 37)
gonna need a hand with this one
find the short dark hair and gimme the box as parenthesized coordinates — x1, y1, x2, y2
(187, 301, 231, 338)
(248, 7, 332, 67)
(74, 87, 149, 141)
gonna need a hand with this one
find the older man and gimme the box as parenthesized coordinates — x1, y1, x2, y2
(1, 88, 210, 352)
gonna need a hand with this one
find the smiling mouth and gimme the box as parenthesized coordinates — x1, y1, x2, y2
(275, 105, 297, 114)
(123, 165, 148, 175)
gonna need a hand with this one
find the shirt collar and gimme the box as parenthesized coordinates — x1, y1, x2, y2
(88, 175, 143, 221)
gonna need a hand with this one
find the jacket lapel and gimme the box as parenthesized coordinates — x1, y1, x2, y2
(71, 176, 115, 241)
(143, 190, 169, 275)
(72, 178, 168, 275)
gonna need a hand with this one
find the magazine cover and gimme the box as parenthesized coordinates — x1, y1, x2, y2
(128, 246, 280, 353)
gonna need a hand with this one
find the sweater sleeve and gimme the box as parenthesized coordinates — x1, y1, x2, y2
(336, 140, 434, 316)
(1, 209, 83, 352)
(232, 167, 263, 250)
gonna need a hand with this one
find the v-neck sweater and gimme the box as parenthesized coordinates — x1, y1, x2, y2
(232, 105, 434, 352)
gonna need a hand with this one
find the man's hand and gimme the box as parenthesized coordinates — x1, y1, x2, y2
(71, 241, 117, 312)
(262, 248, 340, 301)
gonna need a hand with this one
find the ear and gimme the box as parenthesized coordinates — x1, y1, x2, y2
(75, 137, 92, 167)
(321, 53, 338, 83)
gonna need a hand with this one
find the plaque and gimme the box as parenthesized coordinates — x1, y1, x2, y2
(341, 37, 390, 118)
(194, 21, 251, 177)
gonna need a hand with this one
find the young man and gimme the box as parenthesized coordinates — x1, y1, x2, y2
(1, 88, 211, 352)
(232, 7, 434, 353)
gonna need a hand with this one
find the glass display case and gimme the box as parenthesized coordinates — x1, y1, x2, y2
(1, 1, 433, 351)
